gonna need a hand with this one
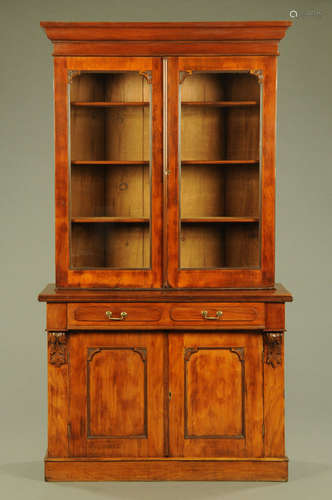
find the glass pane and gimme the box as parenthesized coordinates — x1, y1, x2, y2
(179, 71, 261, 269)
(69, 71, 151, 269)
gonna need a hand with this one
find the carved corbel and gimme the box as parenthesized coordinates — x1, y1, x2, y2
(230, 347, 244, 362)
(139, 70, 152, 84)
(264, 332, 283, 368)
(68, 70, 81, 85)
(179, 70, 193, 85)
(249, 69, 264, 85)
(184, 347, 199, 362)
(48, 332, 68, 367)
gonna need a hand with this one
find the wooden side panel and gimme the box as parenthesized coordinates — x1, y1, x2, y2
(54, 58, 69, 286)
(47, 303, 67, 330)
(69, 332, 164, 457)
(263, 333, 285, 457)
(261, 57, 276, 285)
(266, 303, 285, 330)
(169, 332, 263, 458)
(48, 333, 69, 457)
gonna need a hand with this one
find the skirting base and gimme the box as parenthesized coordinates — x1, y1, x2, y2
(45, 456, 288, 482)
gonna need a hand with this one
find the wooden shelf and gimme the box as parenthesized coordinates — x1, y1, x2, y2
(71, 101, 149, 107)
(181, 160, 259, 165)
(181, 217, 259, 223)
(71, 161, 149, 166)
(182, 101, 258, 107)
(72, 217, 149, 224)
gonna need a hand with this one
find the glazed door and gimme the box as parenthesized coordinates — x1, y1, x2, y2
(168, 332, 263, 457)
(68, 332, 165, 457)
(166, 56, 276, 288)
(54, 57, 163, 287)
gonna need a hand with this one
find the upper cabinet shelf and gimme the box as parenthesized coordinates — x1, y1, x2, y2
(72, 217, 149, 223)
(71, 100, 257, 108)
(182, 101, 258, 107)
(71, 101, 149, 107)
(71, 160, 149, 166)
(181, 217, 259, 223)
(181, 160, 259, 165)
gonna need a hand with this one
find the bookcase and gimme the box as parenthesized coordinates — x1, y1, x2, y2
(39, 21, 292, 481)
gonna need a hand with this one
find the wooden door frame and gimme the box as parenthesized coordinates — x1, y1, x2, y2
(166, 56, 277, 288)
(54, 56, 163, 288)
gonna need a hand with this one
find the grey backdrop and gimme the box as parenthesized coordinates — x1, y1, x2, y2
(1, 0, 331, 498)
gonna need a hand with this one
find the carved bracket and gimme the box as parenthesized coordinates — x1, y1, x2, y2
(249, 69, 264, 85)
(68, 70, 81, 85)
(133, 347, 147, 362)
(184, 347, 199, 362)
(230, 347, 244, 362)
(48, 332, 68, 367)
(139, 71, 152, 84)
(179, 70, 193, 85)
(87, 348, 101, 362)
(264, 332, 282, 368)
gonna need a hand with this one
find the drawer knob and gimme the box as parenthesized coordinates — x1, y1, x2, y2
(201, 310, 223, 320)
(105, 311, 127, 321)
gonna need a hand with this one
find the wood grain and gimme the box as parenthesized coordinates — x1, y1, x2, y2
(45, 457, 288, 481)
(48, 333, 69, 457)
(47, 303, 67, 330)
(68, 332, 165, 457)
(263, 332, 285, 457)
(169, 333, 263, 458)
(39, 283, 293, 303)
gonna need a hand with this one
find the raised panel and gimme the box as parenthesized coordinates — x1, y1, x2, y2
(184, 347, 244, 438)
(169, 332, 263, 458)
(87, 347, 147, 438)
(68, 332, 164, 457)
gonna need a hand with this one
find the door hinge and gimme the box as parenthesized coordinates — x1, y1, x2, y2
(262, 422, 265, 439)
(169, 391, 172, 400)
(67, 422, 72, 439)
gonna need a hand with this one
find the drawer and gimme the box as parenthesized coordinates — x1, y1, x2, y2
(68, 303, 163, 329)
(169, 302, 265, 329)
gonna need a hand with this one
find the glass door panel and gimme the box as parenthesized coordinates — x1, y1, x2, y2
(69, 71, 152, 269)
(179, 71, 261, 269)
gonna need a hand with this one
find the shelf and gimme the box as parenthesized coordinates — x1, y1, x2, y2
(71, 101, 257, 108)
(181, 160, 259, 165)
(182, 101, 258, 107)
(71, 101, 149, 107)
(181, 217, 259, 223)
(72, 217, 149, 224)
(71, 161, 149, 166)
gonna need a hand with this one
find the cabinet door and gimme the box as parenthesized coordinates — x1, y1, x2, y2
(166, 56, 276, 288)
(168, 333, 263, 457)
(68, 332, 165, 457)
(54, 57, 163, 287)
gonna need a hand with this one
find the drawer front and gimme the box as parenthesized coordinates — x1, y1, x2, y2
(169, 303, 265, 328)
(68, 303, 163, 329)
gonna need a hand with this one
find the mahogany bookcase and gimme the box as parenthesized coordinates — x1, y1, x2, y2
(39, 21, 293, 481)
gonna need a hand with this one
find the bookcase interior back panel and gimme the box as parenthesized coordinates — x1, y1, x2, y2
(180, 72, 261, 269)
(69, 72, 151, 269)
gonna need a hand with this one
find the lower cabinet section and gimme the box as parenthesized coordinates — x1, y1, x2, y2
(47, 327, 286, 480)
